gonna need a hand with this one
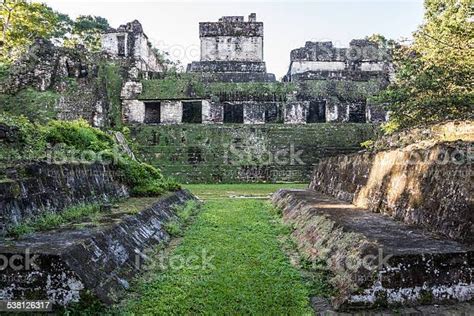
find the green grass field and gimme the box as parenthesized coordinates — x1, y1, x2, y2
(122, 183, 315, 314)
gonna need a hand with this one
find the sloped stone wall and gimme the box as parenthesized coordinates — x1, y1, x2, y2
(0, 163, 128, 234)
(310, 140, 473, 243)
(0, 190, 197, 305)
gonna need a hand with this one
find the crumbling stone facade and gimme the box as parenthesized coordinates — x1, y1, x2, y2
(285, 40, 392, 123)
(0, 21, 164, 128)
(1, 39, 109, 125)
(101, 20, 164, 79)
(187, 13, 275, 83)
(121, 16, 391, 126)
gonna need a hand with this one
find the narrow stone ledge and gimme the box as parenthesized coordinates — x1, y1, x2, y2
(0, 189, 198, 306)
(272, 189, 473, 310)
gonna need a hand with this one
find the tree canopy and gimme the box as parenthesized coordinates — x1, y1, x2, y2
(1, 1, 109, 63)
(377, 0, 473, 132)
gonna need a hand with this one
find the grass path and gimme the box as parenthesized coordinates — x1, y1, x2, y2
(124, 184, 312, 314)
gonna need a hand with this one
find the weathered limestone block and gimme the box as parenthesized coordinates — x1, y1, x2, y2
(187, 14, 275, 83)
(121, 81, 143, 100)
(202, 100, 223, 124)
(160, 101, 183, 124)
(366, 102, 387, 123)
(0, 190, 198, 305)
(272, 189, 473, 310)
(310, 140, 473, 244)
(325, 102, 339, 122)
(101, 20, 164, 73)
(122, 99, 145, 123)
(244, 103, 265, 124)
(372, 120, 474, 151)
(284, 102, 308, 124)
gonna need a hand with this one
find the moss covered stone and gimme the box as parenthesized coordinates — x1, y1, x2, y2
(130, 123, 377, 183)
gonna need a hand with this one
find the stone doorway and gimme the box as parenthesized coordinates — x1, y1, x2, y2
(307, 100, 326, 123)
(224, 103, 244, 123)
(182, 101, 203, 124)
(144, 102, 161, 124)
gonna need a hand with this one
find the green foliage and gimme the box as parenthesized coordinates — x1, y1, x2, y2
(163, 220, 183, 237)
(376, 0, 473, 132)
(139, 75, 296, 101)
(1, 1, 110, 62)
(123, 185, 314, 314)
(0, 88, 59, 123)
(44, 119, 115, 151)
(65, 15, 110, 51)
(117, 157, 181, 196)
(0, 114, 180, 196)
(1, 0, 71, 62)
(7, 203, 101, 237)
(360, 139, 374, 149)
(97, 61, 124, 128)
(0, 62, 10, 83)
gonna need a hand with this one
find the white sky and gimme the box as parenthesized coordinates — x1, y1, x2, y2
(42, 0, 425, 79)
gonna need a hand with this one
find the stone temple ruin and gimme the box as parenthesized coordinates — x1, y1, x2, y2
(0, 11, 472, 312)
(187, 13, 276, 83)
(285, 40, 391, 123)
(119, 14, 390, 126)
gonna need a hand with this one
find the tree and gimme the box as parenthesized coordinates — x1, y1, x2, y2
(376, 0, 473, 132)
(1, 0, 71, 62)
(65, 15, 110, 51)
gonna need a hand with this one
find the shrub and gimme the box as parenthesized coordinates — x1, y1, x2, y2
(44, 119, 114, 151)
(0, 114, 181, 197)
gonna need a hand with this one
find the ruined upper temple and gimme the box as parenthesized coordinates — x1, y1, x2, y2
(187, 13, 275, 82)
(101, 20, 164, 77)
(285, 40, 392, 82)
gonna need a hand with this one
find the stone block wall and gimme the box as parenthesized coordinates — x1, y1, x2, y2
(0, 163, 128, 234)
(309, 139, 473, 244)
(130, 123, 377, 183)
(101, 20, 164, 75)
(122, 97, 387, 124)
(199, 14, 264, 62)
(287, 40, 391, 81)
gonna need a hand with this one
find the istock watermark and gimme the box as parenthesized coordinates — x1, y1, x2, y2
(134, 248, 215, 272)
(307, 248, 394, 273)
(0, 249, 39, 272)
(223, 143, 305, 166)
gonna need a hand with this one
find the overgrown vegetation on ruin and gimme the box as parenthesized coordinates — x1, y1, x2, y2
(0, 88, 59, 123)
(7, 197, 182, 237)
(7, 203, 103, 237)
(98, 61, 124, 129)
(139, 74, 297, 101)
(0, 114, 180, 195)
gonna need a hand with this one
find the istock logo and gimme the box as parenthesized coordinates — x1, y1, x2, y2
(0, 249, 40, 271)
(223, 143, 305, 166)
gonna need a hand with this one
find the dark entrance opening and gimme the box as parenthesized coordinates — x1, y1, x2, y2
(265, 103, 282, 123)
(348, 102, 366, 123)
(144, 102, 161, 124)
(307, 100, 326, 123)
(182, 101, 202, 123)
(187, 147, 204, 164)
(223, 103, 243, 123)
(117, 35, 126, 57)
